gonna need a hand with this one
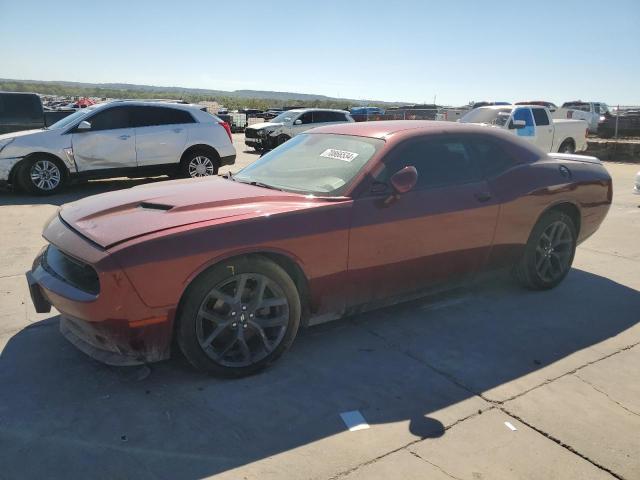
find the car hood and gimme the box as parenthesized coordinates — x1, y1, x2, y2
(0, 128, 49, 142)
(247, 122, 285, 130)
(58, 177, 326, 249)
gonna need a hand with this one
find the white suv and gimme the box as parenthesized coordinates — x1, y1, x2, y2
(0, 101, 236, 195)
(245, 108, 353, 151)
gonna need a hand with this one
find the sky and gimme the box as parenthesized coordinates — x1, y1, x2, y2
(2, 0, 639, 106)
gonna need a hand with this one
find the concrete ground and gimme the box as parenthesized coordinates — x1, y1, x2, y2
(0, 136, 638, 479)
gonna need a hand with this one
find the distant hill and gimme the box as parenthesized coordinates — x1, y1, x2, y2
(0, 78, 405, 107)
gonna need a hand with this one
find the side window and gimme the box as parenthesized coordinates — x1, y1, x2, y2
(380, 137, 481, 189)
(466, 136, 521, 178)
(531, 108, 550, 126)
(298, 112, 313, 124)
(329, 111, 347, 122)
(132, 106, 194, 127)
(512, 108, 535, 136)
(312, 111, 331, 123)
(87, 107, 132, 131)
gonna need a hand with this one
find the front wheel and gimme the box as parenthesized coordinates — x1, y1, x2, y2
(17, 156, 66, 195)
(513, 211, 577, 290)
(177, 256, 301, 377)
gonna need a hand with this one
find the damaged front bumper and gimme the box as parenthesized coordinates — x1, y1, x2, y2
(0, 157, 22, 185)
(25, 218, 176, 366)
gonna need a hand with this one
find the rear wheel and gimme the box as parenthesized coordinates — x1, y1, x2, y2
(514, 211, 577, 290)
(177, 256, 301, 377)
(17, 156, 66, 195)
(558, 140, 575, 154)
(180, 150, 219, 178)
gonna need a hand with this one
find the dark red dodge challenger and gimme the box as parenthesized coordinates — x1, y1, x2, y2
(27, 121, 612, 376)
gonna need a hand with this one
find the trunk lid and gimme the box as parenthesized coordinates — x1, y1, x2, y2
(548, 153, 602, 164)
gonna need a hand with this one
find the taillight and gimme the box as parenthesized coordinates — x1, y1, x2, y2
(219, 121, 232, 142)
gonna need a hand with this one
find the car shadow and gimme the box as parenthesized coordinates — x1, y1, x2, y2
(0, 177, 171, 206)
(0, 269, 638, 479)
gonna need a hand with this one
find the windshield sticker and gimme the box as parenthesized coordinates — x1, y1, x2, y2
(320, 149, 359, 162)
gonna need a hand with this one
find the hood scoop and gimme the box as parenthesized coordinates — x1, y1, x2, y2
(139, 202, 174, 211)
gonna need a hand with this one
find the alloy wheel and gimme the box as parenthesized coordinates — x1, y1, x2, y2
(188, 156, 215, 177)
(30, 160, 61, 191)
(195, 273, 290, 367)
(534, 220, 573, 283)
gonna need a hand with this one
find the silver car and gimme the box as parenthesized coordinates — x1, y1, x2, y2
(0, 101, 236, 195)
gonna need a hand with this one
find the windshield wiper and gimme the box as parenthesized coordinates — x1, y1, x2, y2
(234, 178, 284, 191)
(249, 181, 284, 191)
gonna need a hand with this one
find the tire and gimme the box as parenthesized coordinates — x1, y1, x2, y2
(176, 255, 301, 377)
(558, 140, 575, 154)
(513, 211, 577, 290)
(277, 134, 290, 146)
(180, 150, 219, 178)
(17, 156, 66, 195)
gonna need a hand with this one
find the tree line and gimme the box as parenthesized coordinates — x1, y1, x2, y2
(0, 81, 377, 111)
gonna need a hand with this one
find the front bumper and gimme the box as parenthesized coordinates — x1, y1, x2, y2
(245, 137, 265, 148)
(25, 218, 175, 365)
(0, 157, 21, 183)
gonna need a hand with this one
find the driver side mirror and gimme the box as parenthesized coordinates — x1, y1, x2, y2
(77, 120, 92, 131)
(509, 119, 526, 130)
(390, 166, 418, 194)
(294, 119, 302, 125)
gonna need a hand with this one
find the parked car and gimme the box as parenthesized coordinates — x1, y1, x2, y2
(515, 101, 558, 113)
(350, 107, 385, 115)
(26, 121, 612, 376)
(460, 105, 588, 153)
(244, 108, 353, 151)
(0, 101, 236, 195)
(635, 170, 640, 195)
(0, 91, 75, 135)
(554, 101, 610, 133)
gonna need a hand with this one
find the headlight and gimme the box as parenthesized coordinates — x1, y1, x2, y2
(0, 137, 15, 154)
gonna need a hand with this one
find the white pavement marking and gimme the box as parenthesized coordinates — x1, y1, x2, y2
(504, 421, 518, 431)
(340, 410, 370, 432)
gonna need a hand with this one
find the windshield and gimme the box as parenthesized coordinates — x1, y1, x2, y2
(271, 111, 298, 123)
(234, 133, 383, 196)
(47, 106, 97, 130)
(460, 107, 513, 126)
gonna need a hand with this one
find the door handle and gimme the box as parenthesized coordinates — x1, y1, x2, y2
(474, 192, 492, 202)
(173, 128, 183, 133)
(119, 134, 130, 140)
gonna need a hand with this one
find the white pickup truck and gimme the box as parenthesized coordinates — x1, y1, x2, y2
(553, 101, 610, 133)
(460, 105, 588, 153)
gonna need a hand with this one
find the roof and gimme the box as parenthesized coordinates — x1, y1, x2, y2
(92, 100, 205, 111)
(286, 108, 349, 114)
(307, 120, 481, 138)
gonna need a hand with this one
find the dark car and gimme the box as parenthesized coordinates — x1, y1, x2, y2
(0, 92, 75, 134)
(27, 121, 612, 377)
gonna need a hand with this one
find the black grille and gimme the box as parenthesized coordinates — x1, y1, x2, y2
(42, 245, 100, 295)
(245, 128, 260, 139)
